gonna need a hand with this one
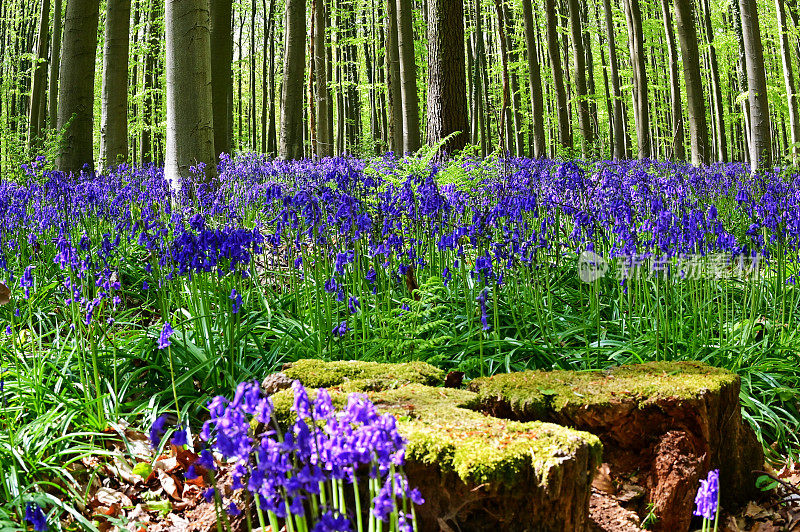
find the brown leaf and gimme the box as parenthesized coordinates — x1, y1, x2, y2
(93, 487, 132, 509)
(592, 463, 616, 495)
(0, 283, 9, 305)
(157, 469, 183, 500)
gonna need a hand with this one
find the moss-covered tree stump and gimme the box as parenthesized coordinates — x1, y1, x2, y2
(468, 361, 763, 532)
(273, 360, 603, 531)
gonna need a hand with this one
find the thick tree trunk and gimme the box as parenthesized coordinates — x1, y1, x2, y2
(777, 0, 800, 162)
(567, 0, 593, 157)
(210, 0, 233, 158)
(56, 0, 100, 174)
(279, 0, 306, 159)
(659, 0, 685, 160)
(602, 0, 625, 160)
(426, 0, 469, 153)
(674, 0, 710, 165)
(165, 0, 217, 186)
(396, 0, 421, 153)
(623, 0, 650, 159)
(48, 0, 62, 128)
(28, 0, 50, 150)
(544, 0, 571, 151)
(314, 0, 331, 157)
(698, 0, 727, 161)
(386, 0, 403, 154)
(267, 0, 277, 156)
(521, 0, 545, 158)
(100, 0, 131, 169)
(739, 0, 772, 170)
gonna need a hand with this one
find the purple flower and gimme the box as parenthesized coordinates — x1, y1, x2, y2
(149, 414, 169, 448)
(158, 322, 174, 349)
(693, 469, 720, 520)
(348, 296, 360, 314)
(230, 288, 242, 314)
(203, 487, 216, 503)
(332, 320, 349, 337)
(25, 502, 47, 531)
(226, 502, 241, 516)
(171, 427, 188, 447)
(476, 288, 490, 331)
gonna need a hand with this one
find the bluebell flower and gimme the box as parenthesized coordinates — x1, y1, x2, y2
(171, 427, 188, 447)
(230, 288, 242, 314)
(149, 414, 169, 448)
(25, 502, 47, 531)
(158, 322, 174, 349)
(693, 469, 720, 520)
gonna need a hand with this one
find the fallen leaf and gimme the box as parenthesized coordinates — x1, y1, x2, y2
(0, 283, 9, 305)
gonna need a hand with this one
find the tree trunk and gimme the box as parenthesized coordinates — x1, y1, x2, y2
(602, 0, 625, 159)
(426, 0, 469, 154)
(396, 0, 421, 153)
(544, 0, 571, 151)
(210, 0, 233, 158)
(386, 0, 403, 154)
(56, 0, 100, 174)
(313, 0, 331, 157)
(165, 0, 217, 186)
(698, 0, 727, 161)
(267, 0, 277, 155)
(48, 0, 62, 128)
(567, 0, 593, 157)
(521, 0, 545, 158)
(100, 0, 131, 169)
(28, 0, 50, 150)
(739, 0, 772, 170)
(279, 0, 306, 159)
(623, 0, 650, 159)
(674, 0, 710, 165)
(659, 0, 685, 160)
(777, 0, 800, 162)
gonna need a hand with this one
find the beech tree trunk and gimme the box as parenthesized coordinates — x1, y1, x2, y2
(544, 0, 571, 151)
(48, 0, 62, 128)
(210, 0, 233, 159)
(100, 0, 131, 169)
(313, 0, 331, 157)
(279, 0, 306, 159)
(28, 0, 50, 150)
(739, 0, 772, 170)
(165, 0, 217, 186)
(699, 0, 727, 161)
(777, 0, 800, 162)
(426, 0, 469, 153)
(567, 0, 593, 157)
(623, 0, 650, 159)
(674, 0, 710, 165)
(56, 0, 100, 174)
(386, 0, 404, 154)
(602, 0, 625, 159)
(659, 0, 685, 160)
(396, 0, 421, 153)
(521, 0, 545, 158)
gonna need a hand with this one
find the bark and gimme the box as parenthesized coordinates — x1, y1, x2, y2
(56, 0, 100, 174)
(140, 0, 159, 164)
(502, 1, 524, 156)
(659, 0, 685, 160)
(28, 0, 50, 150)
(314, 0, 331, 157)
(279, 0, 306, 159)
(602, 0, 625, 159)
(267, 0, 277, 155)
(426, 0, 469, 153)
(210, 0, 233, 158)
(739, 0, 772, 170)
(777, 0, 800, 162)
(100, 0, 131, 169)
(47, 0, 62, 128)
(622, 0, 650, 159)
(396, 0, 421, 153)
(521, 0, 545, 158)
(544, 0, 571, 150)
(674, 0, 710, 165)
(567, 0, 593, 157)
(698, 0, 727, 161)
(474, 0, 488, 155)
(386, 0, 403, 153)
(165, 0, 217, 186)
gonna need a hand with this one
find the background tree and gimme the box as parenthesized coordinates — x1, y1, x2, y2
(279, 0, 306, 159)
(210, 0, 233, 159)
(740, 0, 772, 169)
(396, 0, 420, 153)
(100, 0, 131, 169)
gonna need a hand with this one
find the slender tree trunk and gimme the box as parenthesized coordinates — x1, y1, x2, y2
(674, 0, 710, 165)
(567, 0, 593, 157)
(739, 0, 772, 170)
(56, 0, 100, 173)
(544, 0, 571, 151)
(659, 0, 685, 160)
(210, 0, 233, 158)
(698, 0, 727, 161)
(140, 0, 159, 164)
(777, 0, 800, 161)
(28, 0, 50, 150)
(396, 0, 421, 153)
(386, 0, 403, 153)
(279, 0, 306, 159)
(165, 0, 217, 186)
(426, 0, 469, 153)
(622, 0, 650, 159)
(602, 0, 625, 159)
(48, 0, 62, 128)
(521, 0, 545, 158)
(502, 1, 524, 156)
(100, 0, 131, 169)
(267, 0, 277, 155)
(474, 0, 488, 155)
(313, 0, 331, 157)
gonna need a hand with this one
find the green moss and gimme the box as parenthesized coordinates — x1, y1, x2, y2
(468, 361, 738, 418)
(283, 359, 445, 389)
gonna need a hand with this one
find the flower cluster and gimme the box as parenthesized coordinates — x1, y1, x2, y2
(693, 468, 720, 520)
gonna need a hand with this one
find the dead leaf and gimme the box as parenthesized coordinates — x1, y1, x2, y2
(157, 469, 183, 500)
(0, 283, 9, 305)
(592, 463, 616, 495)
(93, 487, 132, 509)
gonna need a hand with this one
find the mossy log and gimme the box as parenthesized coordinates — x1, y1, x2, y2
(468, 361, 763, 532)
